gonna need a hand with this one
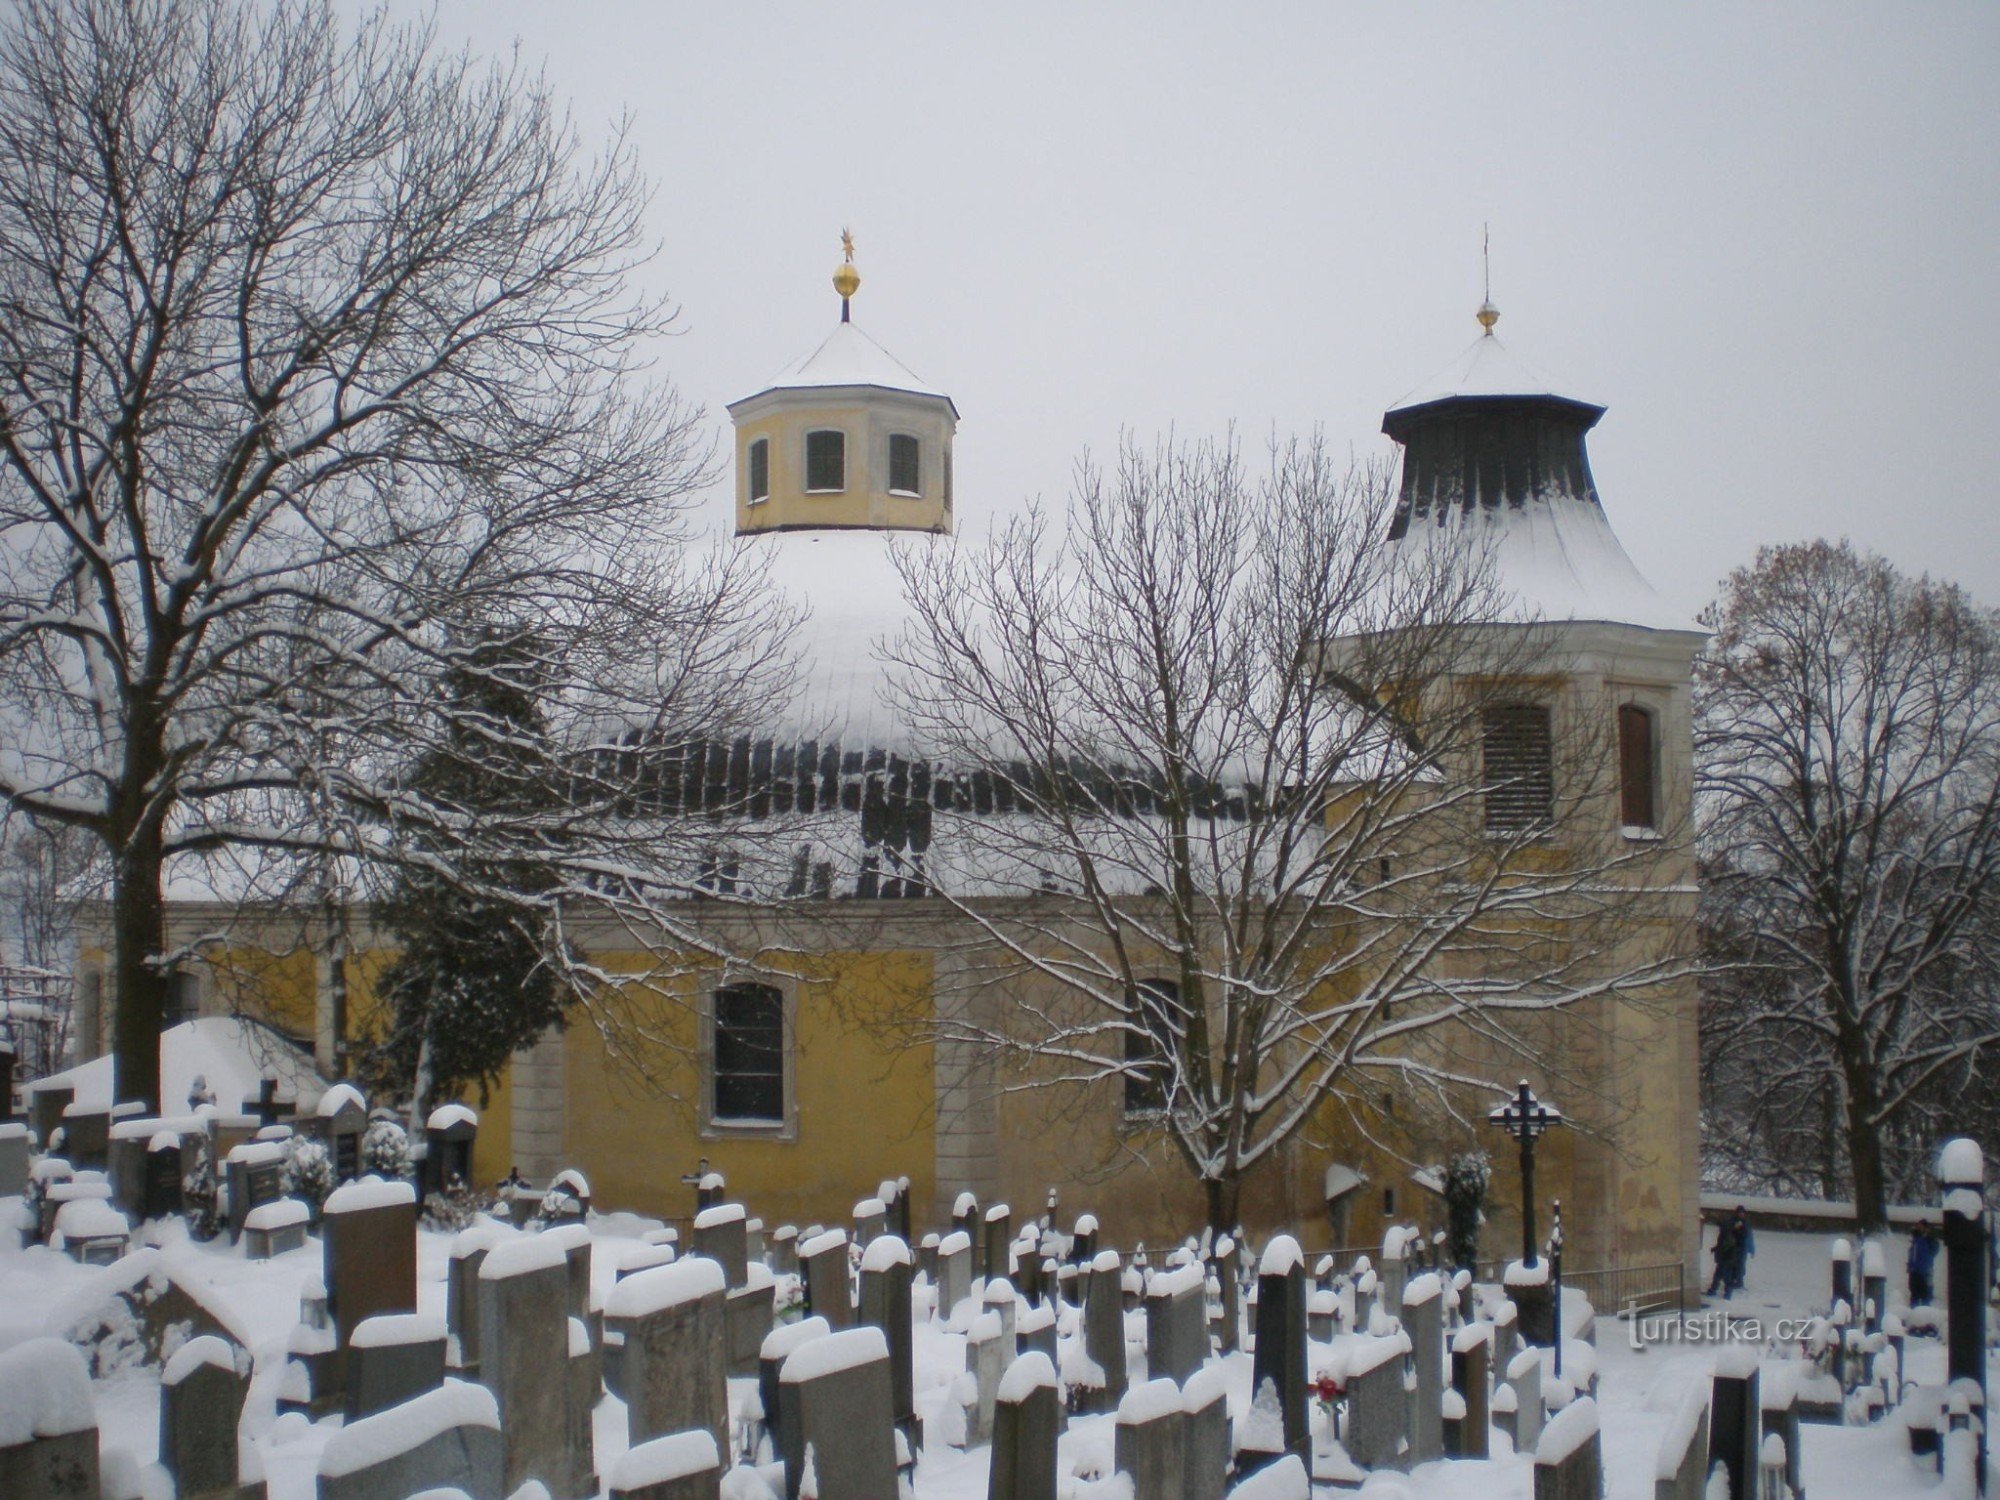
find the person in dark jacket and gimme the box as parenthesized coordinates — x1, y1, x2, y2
(1908, 1220, 1940, 1306)
(1724, 1205, 1755, 1295)
(1706, 1212, 1741, 1297)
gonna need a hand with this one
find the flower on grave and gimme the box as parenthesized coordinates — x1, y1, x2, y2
(1314, 1369, 1344, 1409)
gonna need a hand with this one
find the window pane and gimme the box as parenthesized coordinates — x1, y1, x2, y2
(1482, 704, 1553, 833)
(889, 434, 920, 495)
(805, 430, 845, 492)
(714, 983, 784, 1122)
(748, 438, 769, 501)
(1125, 978, 1179, 1113)
(1619, 705, 1656, 828)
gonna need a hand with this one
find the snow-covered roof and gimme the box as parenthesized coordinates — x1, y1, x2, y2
(1391, 330, 1592, 411)
(26, 1015, 325, 1114)
(731, 320, 956, 414)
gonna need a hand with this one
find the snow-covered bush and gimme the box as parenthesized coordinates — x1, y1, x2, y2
(280, 1135, 335, 1214)
(421, 1179, 482, 1232)
(1442, 1150, 1491, 1273)
(361, 1118, 412, 1180)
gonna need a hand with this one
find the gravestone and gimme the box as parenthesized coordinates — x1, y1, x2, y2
(243, 1198, 309, 1260)
(1706, 1350, 1761, 1500)
(770, 1224, 799, 1277)
(1071, 1213, 1098, 1264)
(1379, 1225, 1410, 1310)
(1829, 1237, 1853, 1309)
(858, 1234, 915, 1434)
(448, 1224, 507, 1374)
(347, 1312, 448, 1421)
(851, 1195, 887, 1250)
(725, 1266, 777, 1379)
(0, 1122, 27, 1199)
(423, 1103, 479, 1197)
(61, 1104, 110, 1171)
(1017, 1300, 1056, 1364)
(1449, 1321, 1492, 1460)
(606, 1431, 720, 1500)
(780, 1326, 897, 1500)
(799, 1228, 851, 1329)
(1509, 1347, 1546, 1455)
(143, 1132, 185, 1221)
(607, 1257, 728, 1460)
(314, 1085, 369, 1184)
(1182, 1364, 1231, 1500)
(224, 1140, 287, 1242)
(0, 1338, 98, 1500)
(692, 1203, 749, 1287)
(918, 1232, 941, 1284)
(322, 1176, 419, 1392)
(159, 1337, 248, 1500)
(760, 1316, 829, 1490)
(1343, 1334, 1412, 1472)
(541, 1221, 593, 1327)
(937, 1230, 973, 1318)
(1653, 1378, 1710, 1500)
(1533, 1395, 1601, 1500)
(1859, 1239, 1888, 1334)
(953, 1191, 980, 1247)
(1078, 1250, 1129, 1414)
(478, 1234, 581, 1499)
(1760, 1370, 1803, 1500)
(1209, 1234, 1240, 1353)
(1115, 1379, 1185, 1497)
(1403, 1272, 1446, 1464)
(983, 1276, 1019, 1352)
(1252, 1235, 1309, 1463)
(1144, 1261, 1208, 1386)
(964, 1311, 1009, 1445)
(106, 1120, 153, 1218)
(983, 1202, 1013, 1283)
(317, 1380, 503, 1500)
(989, 1352, 1059, 1500)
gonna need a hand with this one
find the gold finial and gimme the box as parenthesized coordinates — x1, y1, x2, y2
(1476, 223, 1499, 334)
(833, 227, 860, 315)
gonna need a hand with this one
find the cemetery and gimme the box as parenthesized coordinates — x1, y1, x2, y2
(0, 1070, 1995, 1499)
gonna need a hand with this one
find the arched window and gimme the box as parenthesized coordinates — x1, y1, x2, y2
(747, 437, 770, 502)
(888, 433, 921, 496)
(1619, 704, 1657, 830)
(805, 430, 845, 493)
(712, 983, 785, 1124)
(1124, 977, 1181, 1115)
(1481, 703, 1553, 834)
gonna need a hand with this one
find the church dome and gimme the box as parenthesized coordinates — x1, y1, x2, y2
(1380, 304, 1698, 636)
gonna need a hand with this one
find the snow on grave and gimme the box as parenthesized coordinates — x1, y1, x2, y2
(988, 1352, 1058, 1500)
(317, 1379, 502, 1500)
(1225, 1453, 1308, 1500)
(323, 1174, 419, 1391)
(348, 1312, 449, 1421)
(779, 1326, 895, 1500)
(606, 1257, 729, 1458)
(478, 1232, 584, 1499)
(607, 1430, 720, 1500)
(242, 1196, 310, 1259)
(1533, 1393, 1602, 1500)
(0, 1337, 99, 1500)
(45, 1245, 253, 1375)
(160, 1335, 250, 1500)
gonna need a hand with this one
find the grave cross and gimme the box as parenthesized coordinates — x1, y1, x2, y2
(248, 1078, 287, 1130)
(1488, 1079, 1561, 1269)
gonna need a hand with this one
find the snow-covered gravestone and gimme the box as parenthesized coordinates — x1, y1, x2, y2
(448, 1224, 509, 1376)
(224, 1139, 287, 1242)
(725, 1263, 777, 1378)
(692, 1202, 749, 1287)
(423, 1102, 478, 1197)
(606, 1257, 728, 1461)
(1759, 1363, 1803, 1500)
(1379, 1224, 1411, 1310)
(779, 1326, 897, 1500)
(851, 1195, 887, 1250)
(988, 1352, 1059, 1500)
(857, 1235, 915, 1434)
(761, 1317, 829, 1483)
(963, 1309, 1010, 1446)
(1829, 1237, 1853, 1309)
(0, 1338, 97, 1500)
(347, 1312, 448, 1421)
(1144, 1261, 1208, 1387)
(1858, 1238, 1888, 1334)
(315, 1084, 369, 1183)
(1114, 1378, 1185, 1498)
(1250, 1235, 1309, 1464)
(1016, 1299, 1056, 1364)
(953, 1191, 980, 1249)
(543, 1221, 593, 1326)
(1652, 1375, 1709, 1500)
(1342, 1330, 1413, 1473)
(323, 1175, 420, 1390)
(316, 1380, 503, 1500)
(1508, 1347, 1546, 1455)
(61, 1103, 110, 1171)
(983, 1201, 1013, 1283)
(159, 1336, 248, 1500)
(770, 1224, 800, 1277)
(1076, 1249, 1128, 1415)
(1208, 1234, 1240, 1353)
(606, 1431, 720, 1500)
(799, 1228, 852, 1330)
(1706, 1345, 1761, 1500)
(1181, 1364, 1230, 1500)
(0, 1121, 27, 1198)
(1403, 1271, 1446, 1464)
(478, 1234, 583, 1499)
(1532, 1394, 1601, 1500)
(1938, 1136, 1987, 1407)
(1449, 1320, 1493, 1460)
(936, 1229, 973, 1319)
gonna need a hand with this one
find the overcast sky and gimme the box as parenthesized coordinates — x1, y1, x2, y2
(410, 1, 1998, 619)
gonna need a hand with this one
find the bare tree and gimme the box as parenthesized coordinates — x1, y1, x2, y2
(0, 0, 790, 1110)
(889, 434, 1693, 1231)
(0, 812, 96, 1076)
(1696, 539, 2000, 1230)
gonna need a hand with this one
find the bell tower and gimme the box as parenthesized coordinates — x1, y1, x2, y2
(726, 232, 959, 537)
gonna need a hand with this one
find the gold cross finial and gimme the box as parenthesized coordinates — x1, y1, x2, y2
(841, 227, 856, 263)
(1476, 223, 1500, 334)
(833, 227, 860, 317)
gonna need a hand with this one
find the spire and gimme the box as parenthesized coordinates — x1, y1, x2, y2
(833, 227, 860, 323)
(1476, 223, 1499, 334)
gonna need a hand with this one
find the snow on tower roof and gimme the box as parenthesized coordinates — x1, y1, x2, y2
(1391, 330, 1594, 412)
(734, 320, 956, 414)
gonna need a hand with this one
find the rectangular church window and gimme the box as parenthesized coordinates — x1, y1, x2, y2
(747, 437, 769, 502)
(1482, 703, 1554, 834)
(805, 429, 845, 492)
(1619, 704, 1657, 830)
(712, 982, 785, 1124)
(1124, 977, 1181, 1116)
(889, 433, 921, 495)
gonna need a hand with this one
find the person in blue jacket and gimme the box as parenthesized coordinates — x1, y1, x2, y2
(1908, 1220, 1940, 1306)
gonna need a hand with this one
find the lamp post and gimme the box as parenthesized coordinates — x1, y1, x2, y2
(1488, 1079, 1563, 1270)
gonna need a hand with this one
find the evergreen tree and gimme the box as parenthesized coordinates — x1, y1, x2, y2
(366, 630, 574, 1109)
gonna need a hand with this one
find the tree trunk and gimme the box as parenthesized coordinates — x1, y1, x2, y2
(110, 823, 168, 1113)
(1837, 1058, 1890, 1233)
(1205, 1172, 1242, 1238)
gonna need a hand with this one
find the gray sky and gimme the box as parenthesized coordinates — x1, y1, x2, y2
(416, 0, 1998, 619)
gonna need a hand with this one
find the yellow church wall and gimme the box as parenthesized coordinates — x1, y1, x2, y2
(733, 395, 954, 536)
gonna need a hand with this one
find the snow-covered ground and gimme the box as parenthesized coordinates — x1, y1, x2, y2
(0, 1206, 1988, 1499)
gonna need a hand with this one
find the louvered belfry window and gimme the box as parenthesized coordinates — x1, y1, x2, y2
(1619, 704, 1657, 829)
(1482, 703, 1554, 834)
